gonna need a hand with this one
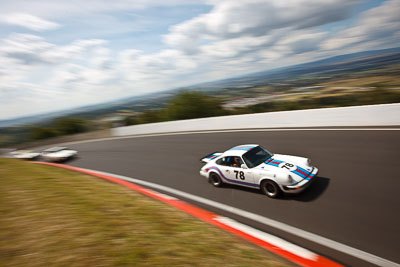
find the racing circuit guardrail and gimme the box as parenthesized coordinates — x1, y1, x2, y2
(112, 103, 400, 136)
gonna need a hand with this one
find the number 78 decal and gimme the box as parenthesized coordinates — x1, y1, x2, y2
(281, 162, 296, 171)
(234, 170, 245, 180)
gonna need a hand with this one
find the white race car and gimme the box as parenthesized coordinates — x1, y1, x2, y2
(200, 144, 318, 198)
(41, 147, 77, 162)
(10, 150, 40, 160)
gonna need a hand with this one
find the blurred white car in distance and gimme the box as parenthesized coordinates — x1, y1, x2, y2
(10, 150, 40, 160)
(41, 147, 77, 162)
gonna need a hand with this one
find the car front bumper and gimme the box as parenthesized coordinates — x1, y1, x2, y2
(281, 167, 318, 194)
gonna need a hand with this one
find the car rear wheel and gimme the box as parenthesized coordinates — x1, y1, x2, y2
(209, 172, 223, 187)
(261, 180, 281, 198)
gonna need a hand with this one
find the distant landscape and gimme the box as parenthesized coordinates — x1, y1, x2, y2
(1, 47, 400, 148)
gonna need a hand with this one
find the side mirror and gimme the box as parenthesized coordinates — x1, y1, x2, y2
(241, 164, 247, 169)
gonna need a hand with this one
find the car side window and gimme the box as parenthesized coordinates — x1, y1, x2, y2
(216, 157, 232, 166)
(216, 156, 243, 167)
(216, 158, 225, 165)
(232, 157, 244, 168)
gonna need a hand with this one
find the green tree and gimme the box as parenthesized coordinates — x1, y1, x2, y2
(138, 110, 165, 124)
(125, 110, 164, 125)
(30, 127, 58, 140)
(165, 91, 224, 120)
(52, 118, 90, 135)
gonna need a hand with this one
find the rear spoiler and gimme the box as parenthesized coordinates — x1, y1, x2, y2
(200, 152, 222, 163)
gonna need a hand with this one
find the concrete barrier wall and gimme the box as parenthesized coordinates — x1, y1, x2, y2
(18, 129, 111, 149)
(112, 103, 400, 136)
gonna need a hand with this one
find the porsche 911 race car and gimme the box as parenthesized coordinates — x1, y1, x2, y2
(41, 147, 77, 162)
(200, 144, 318, 198)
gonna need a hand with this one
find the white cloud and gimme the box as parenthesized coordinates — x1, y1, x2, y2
(164, 0, 359, 52)
(0, 33, 107, 66)
(322, 0, 400, 50)
(0, 13, 60, 31)
(1, 0, 399, 120)
(201, 35, 272, 58)
(0, 34, 55, 65)
(0, 34, 116, 119)
(0, 0, 206, 19)
(277, 30, 327, 54)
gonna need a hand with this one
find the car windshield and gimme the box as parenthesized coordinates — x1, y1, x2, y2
(242, 146, 273, 168)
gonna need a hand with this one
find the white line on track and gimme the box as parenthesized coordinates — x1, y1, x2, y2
(82, 168, 399, 267)
(214, 216, 318, 261)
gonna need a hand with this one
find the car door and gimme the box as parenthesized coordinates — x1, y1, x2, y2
(218, 156, 254, 186)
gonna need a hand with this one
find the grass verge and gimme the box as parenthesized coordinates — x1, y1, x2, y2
(0, 159, 296, 267)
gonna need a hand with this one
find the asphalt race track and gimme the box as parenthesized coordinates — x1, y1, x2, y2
(64, 129, 400, 266)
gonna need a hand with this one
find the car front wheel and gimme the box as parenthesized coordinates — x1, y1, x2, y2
(209, 172, 223, 187)
(261, 180, 281, 198)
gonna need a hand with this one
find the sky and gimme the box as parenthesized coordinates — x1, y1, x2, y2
(0, 0, 399, 120)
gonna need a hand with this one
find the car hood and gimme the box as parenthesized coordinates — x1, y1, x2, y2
(254, 154, 314, 181)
